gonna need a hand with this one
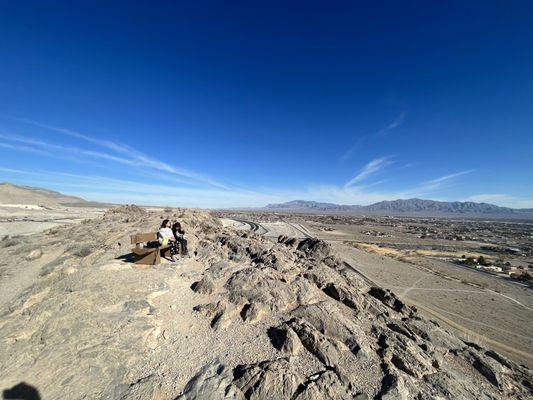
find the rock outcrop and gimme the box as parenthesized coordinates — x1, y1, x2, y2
(0, 206, 531, 399)
(177, 221, 533, 399)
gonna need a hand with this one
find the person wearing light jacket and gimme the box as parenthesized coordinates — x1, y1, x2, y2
(158, 219, 179, 261)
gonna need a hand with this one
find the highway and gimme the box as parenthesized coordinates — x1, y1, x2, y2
(231, 219, 268, 235)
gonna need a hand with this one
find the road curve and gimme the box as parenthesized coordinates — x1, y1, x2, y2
(232, 219, 267, 235)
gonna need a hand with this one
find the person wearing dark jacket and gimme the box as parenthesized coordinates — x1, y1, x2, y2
(172, 222, 189, 256)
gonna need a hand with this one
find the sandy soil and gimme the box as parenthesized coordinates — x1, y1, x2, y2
(1, 207, 532, 399)
(0, 206, 105, 237)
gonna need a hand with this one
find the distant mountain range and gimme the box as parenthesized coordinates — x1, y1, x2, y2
(265, 200, 362, 212)
(263, 199, 533, 218)
(2, 182, 532, 219)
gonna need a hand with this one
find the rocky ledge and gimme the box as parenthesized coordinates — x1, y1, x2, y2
(0, 207, 531, 399)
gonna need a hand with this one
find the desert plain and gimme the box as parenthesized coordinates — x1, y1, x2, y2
(0, 184, 532, 399)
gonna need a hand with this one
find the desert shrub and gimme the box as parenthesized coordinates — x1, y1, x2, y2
(477, 256, 489, 266)
(464, 257, 476, 266)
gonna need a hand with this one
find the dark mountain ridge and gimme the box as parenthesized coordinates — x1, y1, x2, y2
(265, 200, 361, 212)
(262, 198, 533, 218)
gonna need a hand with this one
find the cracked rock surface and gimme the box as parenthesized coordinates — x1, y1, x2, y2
(0, 206, 531, 399)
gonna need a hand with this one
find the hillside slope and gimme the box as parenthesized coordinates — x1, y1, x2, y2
(0, 182, 87, 207)
(0, 207, 531, 399)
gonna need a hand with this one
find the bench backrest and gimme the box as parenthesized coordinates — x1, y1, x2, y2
(131, 232, 157, 245)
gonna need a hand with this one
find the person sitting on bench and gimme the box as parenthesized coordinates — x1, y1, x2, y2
(172, 221, 189, 256)
(158, 219, 179, 261)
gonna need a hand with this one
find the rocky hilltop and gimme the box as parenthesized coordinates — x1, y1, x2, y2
(0, 206, 531, 399)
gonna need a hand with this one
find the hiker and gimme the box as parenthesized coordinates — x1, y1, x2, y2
(158, 219, 179, 261)
(172, 221, 189, 256)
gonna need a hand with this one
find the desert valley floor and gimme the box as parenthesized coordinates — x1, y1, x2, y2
(0, 199, 532, 399)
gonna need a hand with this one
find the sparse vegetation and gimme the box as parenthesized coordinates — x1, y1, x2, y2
(477, 255, 489, 266)
(464, 257, 477, 266)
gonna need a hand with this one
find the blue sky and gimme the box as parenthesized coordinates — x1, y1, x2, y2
(0, 1, 532, 208)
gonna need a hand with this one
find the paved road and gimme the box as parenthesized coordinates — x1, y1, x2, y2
(229, 219, 309, 238)
(283, 221, 312, 238)
(231, 219, 268, 235)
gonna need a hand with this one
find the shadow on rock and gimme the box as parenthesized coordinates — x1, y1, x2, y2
(116, 252, 135, 263)
(3, 382, 41, 400)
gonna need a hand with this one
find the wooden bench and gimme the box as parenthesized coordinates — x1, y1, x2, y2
(130, 233, 172, 265)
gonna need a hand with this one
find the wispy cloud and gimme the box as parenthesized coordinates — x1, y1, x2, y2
(398, 170, 474, 198)
(4, 120, 229, 189)
(424, 170, 474, 185)
(341, 137, 367, 161)
(463, 193, 533, 209)
(375, 111, 406, 137)
(0, 140, 52, 156)
(0, 164, 490, 208)
(342, 111, 406, 160)
(11, 119, 227, 188)
(0, 132, 163, 171)
(0, 167, 291, 208)
(344, 157, 393, 188)
(0, 119, 487, 209)
(465, 193, 509, 203)
(13, 118, 136, 155)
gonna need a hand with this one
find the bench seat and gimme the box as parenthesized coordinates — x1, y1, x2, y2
(130, 232, 172, 265)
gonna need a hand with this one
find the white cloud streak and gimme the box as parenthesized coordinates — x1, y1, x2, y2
(0, 119, 488, 208)
(11, 119, 228, 189)
(0, 165, 499, 208)
(464, 194, 533, 209)
(375, 111, 406, 137)
(395, 170, 474, 199)
(344, 157, 393, 188)
(424, 170, 474, 185)
(342, 111, 406, 160)
(0, 140, 52, 156)
(341, 137, 366, 161)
